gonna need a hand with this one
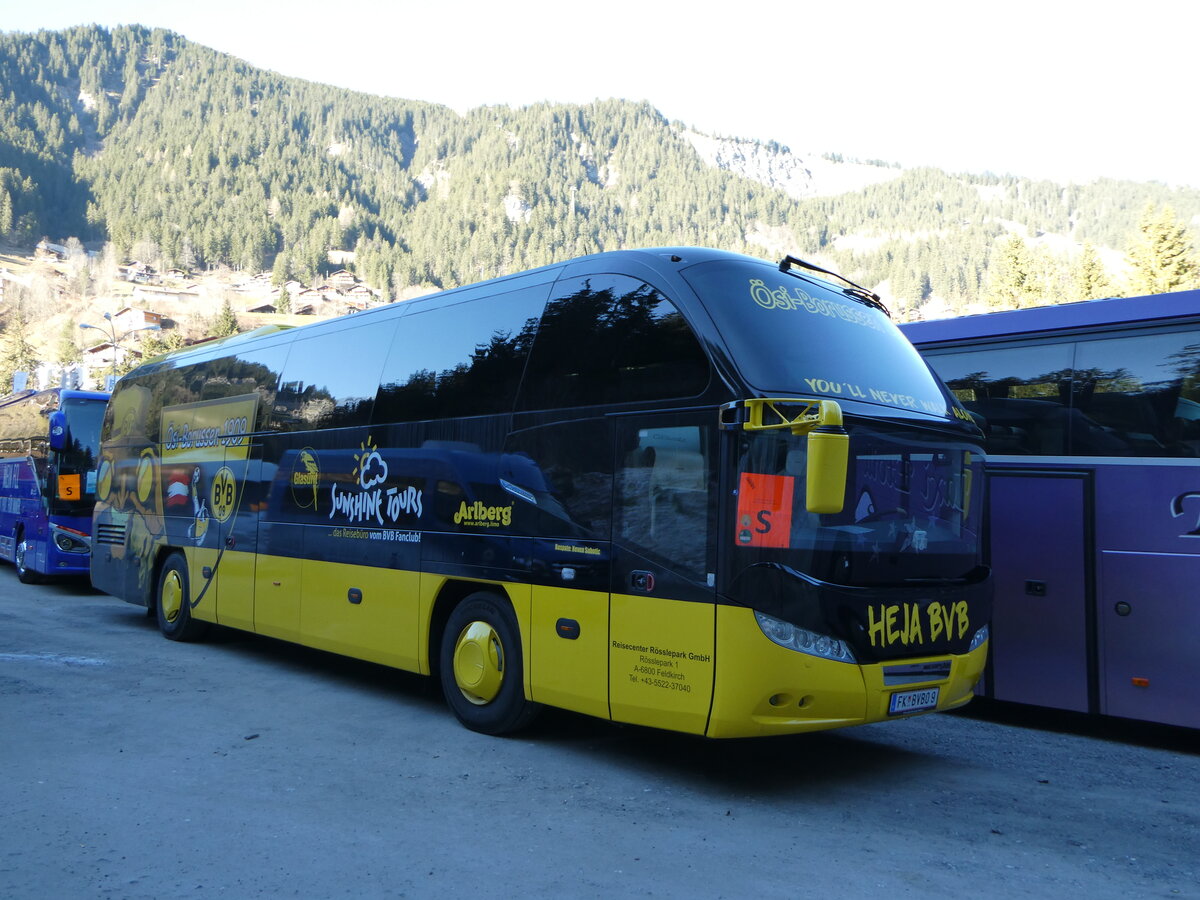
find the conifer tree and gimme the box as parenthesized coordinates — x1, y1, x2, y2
(54, 320, 81, 365)
(211, 298, 240, 337)
(0, 308, 39, 393)
(1126, 204, 1199, 295)
(139, 329, 185, 360)
(984, 234, 1043, 310)
(0, 188, 12, 237)
(271, 252, 289, 286)
(1071, 242, 1113, 301)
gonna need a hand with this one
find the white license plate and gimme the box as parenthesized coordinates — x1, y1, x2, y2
(888, 687, 940, 715)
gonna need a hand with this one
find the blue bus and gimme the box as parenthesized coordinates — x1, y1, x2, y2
(0, 388, 110, 582)
(902, 290, 1200, 729)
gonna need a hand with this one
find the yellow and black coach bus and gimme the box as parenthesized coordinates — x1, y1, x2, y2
(91, 247, 990, 737)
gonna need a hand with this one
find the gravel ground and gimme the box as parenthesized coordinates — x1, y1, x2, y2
(1, 568, 1196, 899)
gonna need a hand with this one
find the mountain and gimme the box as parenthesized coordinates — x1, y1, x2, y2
(2, 23, 1199, 325)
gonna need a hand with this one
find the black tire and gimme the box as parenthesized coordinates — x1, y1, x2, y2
(439, 592, 539, 735)
(155, 552, 209, 642)
(15, 533, 41, 584)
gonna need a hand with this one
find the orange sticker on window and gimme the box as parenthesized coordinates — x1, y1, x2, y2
(58, 473, 82, 500)
(736, 472, 794, 548)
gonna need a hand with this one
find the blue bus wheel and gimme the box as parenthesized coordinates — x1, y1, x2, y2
(15, 535, 41, 585)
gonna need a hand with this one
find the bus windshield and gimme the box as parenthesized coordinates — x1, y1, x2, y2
(59, 397, 105, 498)
(681, 259, 956, 419)
(731, 422, 985, 587)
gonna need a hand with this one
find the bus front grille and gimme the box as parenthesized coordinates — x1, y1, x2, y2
(883, 661, 952, 685)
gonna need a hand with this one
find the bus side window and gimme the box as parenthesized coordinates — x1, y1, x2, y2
(373, 285, 548, 424)
(274, 322, 396, 430)
(198, 347, 290, 433)
(517, 275, 710, 411)
(502, 419, 613, 539)
(927, 343, 1074, 455)
(615, 422, 711, 580)
(1073, 330, 1200, 457)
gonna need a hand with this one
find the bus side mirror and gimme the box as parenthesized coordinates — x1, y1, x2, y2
(48, 411, 68, 451)
(805, 402, 848, 514)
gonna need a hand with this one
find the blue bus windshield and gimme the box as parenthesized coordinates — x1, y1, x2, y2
(59, 397, 106, 497)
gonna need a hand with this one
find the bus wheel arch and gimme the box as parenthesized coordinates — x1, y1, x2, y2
(154, 550, 209, 642)
(437, 587, 539, 735)
(14, 525, 41, 584)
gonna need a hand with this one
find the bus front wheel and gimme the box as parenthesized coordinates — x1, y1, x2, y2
(156, 552, 209, 642)
(439, 592, 539, 735)
(14, 533, 41, 584)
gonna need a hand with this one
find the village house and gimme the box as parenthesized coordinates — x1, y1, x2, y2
(132, 284, 200, 303)
(121, 262, 155, 282)
(112, 307, 165, 334)
(293, 288, 324, 314)
(82, 342, 143, 373)
(326, 268, 357, 289)
(35, 239, 68, 260)
(345, 284, 376, 302)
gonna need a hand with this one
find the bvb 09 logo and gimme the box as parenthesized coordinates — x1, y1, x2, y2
(209, 466, 237, 523)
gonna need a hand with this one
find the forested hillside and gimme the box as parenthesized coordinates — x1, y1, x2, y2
(2, 23, 1199, 321)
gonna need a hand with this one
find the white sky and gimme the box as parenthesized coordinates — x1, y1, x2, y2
(4, 0, 1198, 188)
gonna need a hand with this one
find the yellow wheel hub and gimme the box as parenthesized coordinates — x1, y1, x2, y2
(452, 621, 504, 705)
(161, 570, 184, 624)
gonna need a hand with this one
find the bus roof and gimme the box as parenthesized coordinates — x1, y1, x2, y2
(125, 247, 770, 374)
(0, 387, 109, 410)
(901, 289, 1200, 347)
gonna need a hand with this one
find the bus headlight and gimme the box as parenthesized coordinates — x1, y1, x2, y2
(51, 524, 91, 554)
(754, 610, 856, 663)
(968, 624, 990, 652)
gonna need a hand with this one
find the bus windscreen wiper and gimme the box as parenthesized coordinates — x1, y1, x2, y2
(779, 255, 891, 317)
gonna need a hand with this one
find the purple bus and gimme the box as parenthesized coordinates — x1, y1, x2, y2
(901, 290, 1200, 729)
(0, 388, 110, 582)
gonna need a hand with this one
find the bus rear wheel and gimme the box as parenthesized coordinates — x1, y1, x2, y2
(15, 533, 41, 584)
(439, 592, 539, 735)
(156, 552, 209, 642)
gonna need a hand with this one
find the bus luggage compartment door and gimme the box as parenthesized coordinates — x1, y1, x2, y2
(1099, 550, 1199, 729)
(987, 471, 1090, 712)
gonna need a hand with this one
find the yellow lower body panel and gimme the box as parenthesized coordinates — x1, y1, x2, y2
(608, 592, 715, 735)
(299, 558, 421, 671)
(529, 585, 610, 720)
(216, 549, 256, 632)
(183, 544, 221, 625)
(706, 605, 987, 738)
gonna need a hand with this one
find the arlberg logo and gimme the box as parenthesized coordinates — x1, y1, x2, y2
(453, 500, 513, 528)
(291, 447, 321, 510)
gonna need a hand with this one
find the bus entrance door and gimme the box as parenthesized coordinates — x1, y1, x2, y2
(608, 420, 716, 735)
(161, 394, 260, 631)
(209, 448, 259, 632)
(175, 449, 258, 632)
